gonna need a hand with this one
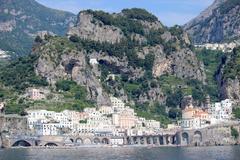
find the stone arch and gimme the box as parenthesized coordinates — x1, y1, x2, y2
(193, 131, 202, 146)
(133, 137, 138, 144)
(182, 132, 189, 145)
(44, 142, 58, 147)
(153, 137, 159, 145)
(83, 138, 92, 145)
(102, 138, 109, 144)
(140, 137, 145, 145)
(126, 137, 131, 145)
(12, 140, 31, 147)
(65, 137, 74, 143)
(93, 138, 100, 144)
(75, 138, 83, 145)
(159, 136, 164, 145)
(147, 137, 153, 144)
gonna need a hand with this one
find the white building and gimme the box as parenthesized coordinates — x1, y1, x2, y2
(34, 123, 59, 136)
(209, 99, 232, 124)
(89, 58, 98, 65)
(110, 97, 125, 111)
(194, 42, 237, 53)
(145, 120, 160, 130)
(180, 105, 210, 129)
(27, 97, 163, 137)
(110, 137, 124, 145)
(0, 102, 4, 112)
(27, 110, 82, 135)
(99, 106, 114, 115)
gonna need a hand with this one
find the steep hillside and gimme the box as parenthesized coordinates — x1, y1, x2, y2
(31, 9, 209, 120)
(216, 47, 240, 101)
(184, 0, 240, 44)
(0, 0, 75, 56)
(0, 9, 211, 124)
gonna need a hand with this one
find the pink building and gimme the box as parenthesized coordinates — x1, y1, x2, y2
(28, 89, 45, 100)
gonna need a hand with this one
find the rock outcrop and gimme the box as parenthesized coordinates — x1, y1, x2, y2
(184, 0, 240, 44)
(67, 12, 124, 44)
(34, 9, 206, 106)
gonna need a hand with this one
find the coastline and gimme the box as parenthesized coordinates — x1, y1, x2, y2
(6, 143, 240, 150)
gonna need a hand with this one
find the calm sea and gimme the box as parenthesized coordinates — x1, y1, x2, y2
(0, 146, 239, 160)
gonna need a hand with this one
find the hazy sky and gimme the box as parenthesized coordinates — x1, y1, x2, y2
(36, 0, 214, 26)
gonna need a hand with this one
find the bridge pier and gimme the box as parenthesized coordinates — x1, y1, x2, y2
(163, 136, 167, 145)
(143, 137, 147, 145)
(137, 137, 141, 145)
(155, 137, 160, 145)
(123, 137, 128, 145)
(130, 137, 134, 145)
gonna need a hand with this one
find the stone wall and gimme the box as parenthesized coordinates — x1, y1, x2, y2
(178, 123, 240, 146)
(0, 114, 29, 148)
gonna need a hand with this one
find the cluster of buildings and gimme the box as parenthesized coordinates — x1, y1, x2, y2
(194, 42, 238, 53)
(27, 97, 161, 137)
(0, 49, 10, 59)
(180, 96, 233, 130)
(0, 102, 4, 113)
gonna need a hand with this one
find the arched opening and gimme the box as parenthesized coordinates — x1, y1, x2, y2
(12, 140, 31, 147)
(65, 138, 74, 143)
(182, 132, 189, 146)
(166, 135, 170, 145)
(140, 137, 145, 145)
(153, 137, 159, 145)
(93, 138, 100, 144)
(83, 138, 92, 145)
(75, 138, 83, 145)
(133, 137, 138, 144)
(127, 137, 131, 145)
(171, 135, 177, 145)
(102, 138, 109, 145)
(159, 136, 164, 145)
(193, 131, 202, 146)
(44, 143, 58, 147)
(147, 137, 153, 145)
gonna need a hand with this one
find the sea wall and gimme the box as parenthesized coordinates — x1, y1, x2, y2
(178, 123, 240, 146)
(0, 114, 29, 148)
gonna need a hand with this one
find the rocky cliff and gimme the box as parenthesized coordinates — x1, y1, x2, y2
(0, 0, 76, 55)
(33, 9, 206, 107)
(184, 0, 240, 44)
(216, 47, 240, 102)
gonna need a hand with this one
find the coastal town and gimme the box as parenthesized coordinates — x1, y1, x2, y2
(1, 86, 237, 147)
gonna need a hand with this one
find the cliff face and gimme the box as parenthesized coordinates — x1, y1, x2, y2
(184, 0, 240, 44)
(217, 47, 240, 102)
(0, 0, 76, 55)
(34, 9, 206, 106)
(67, 12, 124, 44)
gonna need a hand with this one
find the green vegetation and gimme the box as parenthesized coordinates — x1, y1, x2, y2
(122, 8, 158, 22)
(85, 10, 145, 36)
(134, 102, 171, 126)
(233, 108, 240, 119)
(0, 0, 74, 55)
(158, 74, 213, 106)
(79, 120, 87, 124)
(0, 55, 48, 91)
(196, 49, 224, 101)
(50, 80, 92, 112)
(231, 126, 239, 139)
(223, 47, 240, 80)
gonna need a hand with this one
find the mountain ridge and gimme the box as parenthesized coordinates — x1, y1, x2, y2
(0, 0, 76, 56)
(184, 0, 240, 44)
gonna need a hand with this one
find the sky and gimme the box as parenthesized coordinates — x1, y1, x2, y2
(36, 0, 214, 26)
